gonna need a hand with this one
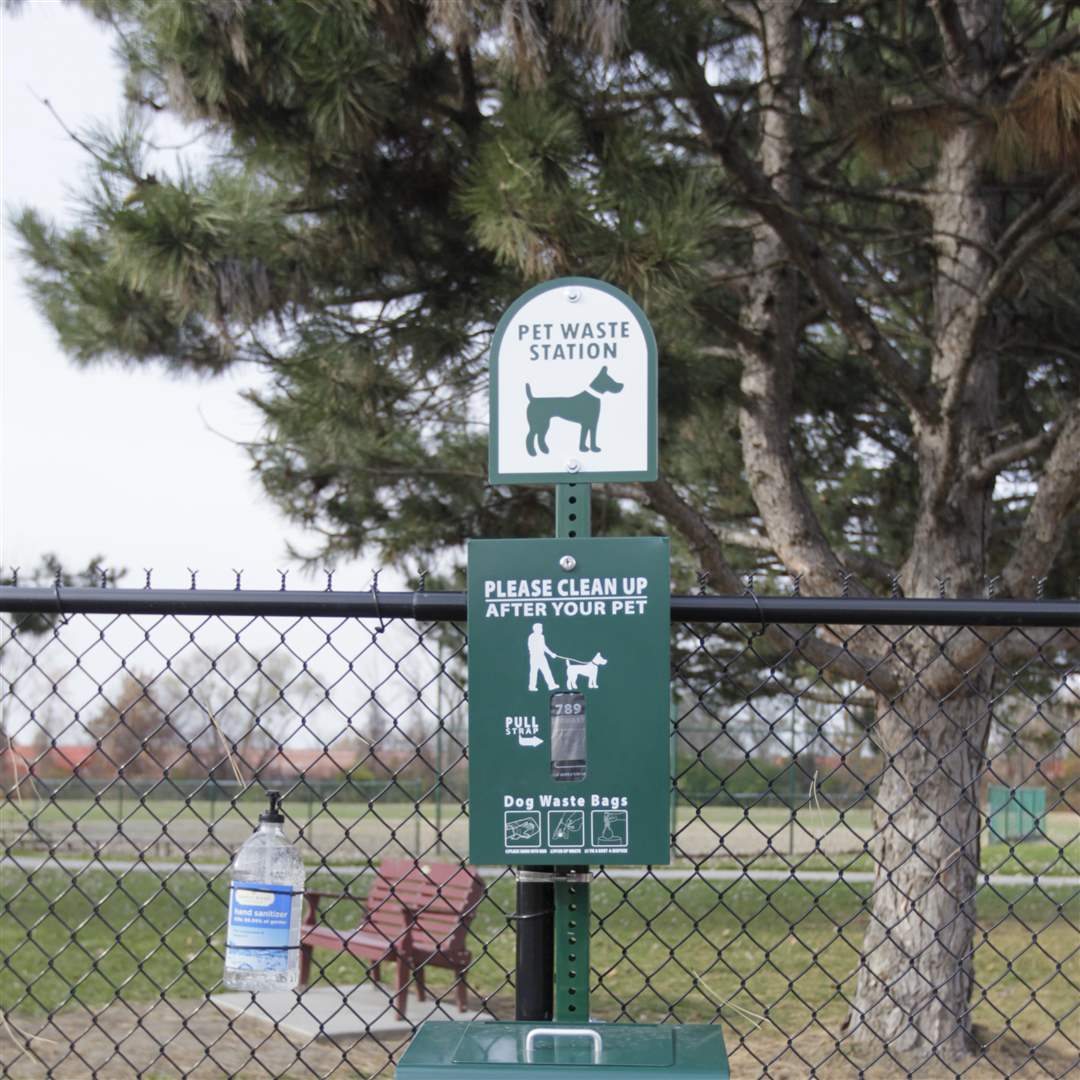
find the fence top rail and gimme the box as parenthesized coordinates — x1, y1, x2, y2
(2, 586, 1079, 627)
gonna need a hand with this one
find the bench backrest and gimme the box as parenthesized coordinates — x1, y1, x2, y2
(364, 869, 416, 942)
(377, 858, 484, 959)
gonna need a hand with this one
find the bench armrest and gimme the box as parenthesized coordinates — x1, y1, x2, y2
(301, 890, 358, 925)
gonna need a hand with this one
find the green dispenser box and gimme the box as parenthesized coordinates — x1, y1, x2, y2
(397, 1022, 730, 1080)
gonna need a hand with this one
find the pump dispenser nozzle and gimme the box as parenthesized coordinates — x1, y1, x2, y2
(260, 790, 285, 823)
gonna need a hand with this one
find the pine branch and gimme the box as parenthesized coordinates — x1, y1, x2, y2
(802, 176, 930, 209)
(679, 57, 935, 424)
(917, 624, 1080, 701)
(968, 426, 1062, 485)
(1002, 396, 1080, 597)
(643, 478, 752, 598)
(983, 182, 1080, 313)
(995, 172, 1077, 263)
(699, 309, 767, 357)
(33, 92, 130, 178)
(840, 552, 898, 588)
(644, 477, 894, 693)
(930, 0, 975, 79)
(1003, 27, 1080, 98)
(455, 43, 482, 134)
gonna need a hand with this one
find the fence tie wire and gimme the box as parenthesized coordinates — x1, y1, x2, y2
(370, 570, 386, 635)
(51, 581, 69, 626)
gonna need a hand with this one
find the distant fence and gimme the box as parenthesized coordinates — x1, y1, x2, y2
(1, 584, 1078, 1078)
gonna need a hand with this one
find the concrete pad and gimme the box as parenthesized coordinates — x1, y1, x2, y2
(211, 981, 488, 1042)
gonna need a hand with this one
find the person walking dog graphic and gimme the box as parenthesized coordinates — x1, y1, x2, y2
(527, 624, 609, 691)
(527, 623, 559, 692)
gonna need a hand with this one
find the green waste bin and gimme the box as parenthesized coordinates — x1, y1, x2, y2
(398, 1022, 729, 1080)
(987, 785, 1046, 842)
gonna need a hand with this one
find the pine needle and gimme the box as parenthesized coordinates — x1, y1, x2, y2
(0, 1008, 59, 1071)
(995, 64, 1080, 174)
(501, 0, 547, 89)
(555, 0, 625, 59)
(427, 0, 474, 44)
(196, 696, 246, 788)
(691, 969, 767, 1031)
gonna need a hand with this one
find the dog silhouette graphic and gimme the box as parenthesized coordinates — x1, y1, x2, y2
(565, 652, 607, 689)
(525, 366, 624, 456)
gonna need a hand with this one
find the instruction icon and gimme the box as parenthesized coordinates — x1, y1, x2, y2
(547, 810, 584, 847)
(504, 811, 541, 847)
(591, 809, 628, 846)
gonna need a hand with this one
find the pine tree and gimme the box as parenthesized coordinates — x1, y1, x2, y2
(12, 0, 1080, 1062)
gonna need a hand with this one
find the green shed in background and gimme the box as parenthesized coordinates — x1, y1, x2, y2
(987, 785, 1046, 843)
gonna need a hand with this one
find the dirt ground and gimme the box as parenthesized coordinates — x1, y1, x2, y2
(0, 998, 407, 1079)
(725, 1025, 1080, 1079)
(2, 1000, 1076, 1079)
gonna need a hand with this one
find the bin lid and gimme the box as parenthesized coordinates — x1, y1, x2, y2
(398, 1021, 729, 1080)
(452, 1022, 674, 1068)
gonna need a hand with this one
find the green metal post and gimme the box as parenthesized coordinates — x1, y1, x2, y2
(515, 482, 597, 1021)
(554, 869, 590, 1021)
(556, 482, 591, 538)
(554, 482, 591, 1020)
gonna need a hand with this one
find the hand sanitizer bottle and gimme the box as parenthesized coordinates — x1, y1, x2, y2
(224, 791, 305, 991)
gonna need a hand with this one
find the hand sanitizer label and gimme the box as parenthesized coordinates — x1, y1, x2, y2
(226, 881, 295, 973)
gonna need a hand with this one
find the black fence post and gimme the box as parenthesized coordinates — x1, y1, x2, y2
(515, 867, 554, 1020)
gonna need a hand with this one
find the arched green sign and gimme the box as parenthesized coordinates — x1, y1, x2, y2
(489, 277, 658, 485)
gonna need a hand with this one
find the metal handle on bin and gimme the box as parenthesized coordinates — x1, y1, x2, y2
(524, 1027, 602, 1064)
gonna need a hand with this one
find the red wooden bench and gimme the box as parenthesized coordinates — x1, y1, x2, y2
(298, 859, 484, 1017)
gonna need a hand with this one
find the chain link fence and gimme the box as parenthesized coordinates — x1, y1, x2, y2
(1, 584, 1077, 1078)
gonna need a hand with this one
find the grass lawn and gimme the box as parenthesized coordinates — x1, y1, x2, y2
(3, 791, 449, 836)
(2, 864, 1076, 1057)
(690, 826, 1080, 879)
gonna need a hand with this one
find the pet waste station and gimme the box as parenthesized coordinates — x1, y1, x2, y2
(397, 278, 730, 1080)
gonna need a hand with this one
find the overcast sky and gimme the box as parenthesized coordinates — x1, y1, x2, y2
(1, 2, 384, 591)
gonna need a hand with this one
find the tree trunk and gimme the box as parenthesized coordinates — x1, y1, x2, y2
(848, 661, 991, 1060)
(736, 1, 852, 596)
(728, 4, 998, 1054)
(845, 2, 1005, 1058)
(687, 0, 1063, 1060)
